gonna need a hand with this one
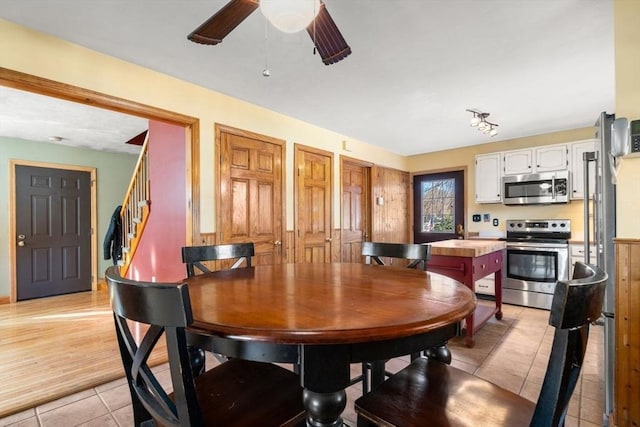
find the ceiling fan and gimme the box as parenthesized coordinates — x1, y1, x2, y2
(187, 0, 351, 65)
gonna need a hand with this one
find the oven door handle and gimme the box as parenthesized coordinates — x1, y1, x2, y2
(551, 176, 556, 200)
(507, 242, 567, 250)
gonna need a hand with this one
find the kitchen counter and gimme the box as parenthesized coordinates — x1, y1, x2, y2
(430, 239, 506, 257)
(427, 239, 505, 347)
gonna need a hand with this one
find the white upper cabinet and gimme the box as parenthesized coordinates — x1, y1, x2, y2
(502, 144, 568, 175)
(535, 144, 568, 172)
(570, 139, 597, 199)
(473, 140, 594, 204)
(502, 149, 533, 175)
(475, 153, 502, 203)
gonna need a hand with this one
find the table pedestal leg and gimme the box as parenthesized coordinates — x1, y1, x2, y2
(302, 389, 346, 427)
(425, 344, 452, 364)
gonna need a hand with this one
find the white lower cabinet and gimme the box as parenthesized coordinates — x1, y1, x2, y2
(475, 277, 495, 296)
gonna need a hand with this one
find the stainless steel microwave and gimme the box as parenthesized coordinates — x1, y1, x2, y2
(502, 170, 570, 205)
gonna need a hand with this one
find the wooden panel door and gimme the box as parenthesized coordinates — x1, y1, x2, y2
(371, 166, 410, 243)
(218, 126, 284, 265)
(341, 159, 371, 263)
(295, 145, 332, 263)
(15, 165, 92, 300)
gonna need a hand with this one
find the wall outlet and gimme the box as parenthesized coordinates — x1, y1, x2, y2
(492, 218, 499, 226)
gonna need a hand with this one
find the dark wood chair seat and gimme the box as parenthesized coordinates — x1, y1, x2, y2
(181, 243, 254, 276)
(105, 266, 305, 427)
(354, 261, 607, 427)
(188, 359, 305, 427)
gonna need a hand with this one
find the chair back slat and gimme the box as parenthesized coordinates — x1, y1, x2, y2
(181, 243, 255, 277)
(530, 261, 608, 426)
(361, 242, 431, 270)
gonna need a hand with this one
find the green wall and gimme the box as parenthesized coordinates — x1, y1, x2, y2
(0, 137, 138, 297)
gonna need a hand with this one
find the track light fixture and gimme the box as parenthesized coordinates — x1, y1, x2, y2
(466, 109, 499, 137)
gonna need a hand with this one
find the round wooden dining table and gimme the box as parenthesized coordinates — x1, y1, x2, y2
(185, 262, 476, 427)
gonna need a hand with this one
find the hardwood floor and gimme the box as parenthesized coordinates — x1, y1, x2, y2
(0, 290, 167, 418)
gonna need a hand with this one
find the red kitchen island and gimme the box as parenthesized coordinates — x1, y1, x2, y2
(427, 239, 505, 347)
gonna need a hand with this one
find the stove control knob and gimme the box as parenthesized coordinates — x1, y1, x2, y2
(559, 223, 566, 227)
(551, 223, 557, 228)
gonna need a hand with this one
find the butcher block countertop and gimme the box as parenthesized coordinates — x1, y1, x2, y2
(430, 239, 506, 258)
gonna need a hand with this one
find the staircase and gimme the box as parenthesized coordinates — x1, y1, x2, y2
(118, 131, 151, 276)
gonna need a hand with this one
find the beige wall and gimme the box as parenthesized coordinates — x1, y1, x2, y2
(407, 128, 595, 239)
(614, 0, 640, 238)
(0, 19, 407, 233)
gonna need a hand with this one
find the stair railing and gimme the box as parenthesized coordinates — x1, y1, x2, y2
(118, 131, 151, 276)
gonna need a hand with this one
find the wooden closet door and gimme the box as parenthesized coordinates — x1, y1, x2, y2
(218, 127, 284, 265)
(295, 145, 333, 263)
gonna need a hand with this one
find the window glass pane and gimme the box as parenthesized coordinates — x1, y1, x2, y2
(421, 178, 455, 233)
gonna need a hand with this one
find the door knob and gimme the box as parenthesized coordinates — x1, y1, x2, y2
(273, 240, 282, 246)
(18, 241, 25, 247)
(325, 237, 332, 242)
(17, 234, 26, 246)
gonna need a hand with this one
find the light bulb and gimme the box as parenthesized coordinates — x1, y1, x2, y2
(470, 117, 480, 127)
(478, 121, 487, 131)
(490, 128, 498, 137)
(260, 0, 321, 33)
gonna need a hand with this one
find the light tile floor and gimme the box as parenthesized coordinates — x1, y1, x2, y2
(0, 301, 605, 427)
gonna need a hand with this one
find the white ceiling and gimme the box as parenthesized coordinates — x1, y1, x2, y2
(0, 86, 147, 154)
(0, 0, 615, 156)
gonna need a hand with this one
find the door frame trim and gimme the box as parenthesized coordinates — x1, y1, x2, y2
(10, 160, 97, 302)
(1, 67, 200, 302)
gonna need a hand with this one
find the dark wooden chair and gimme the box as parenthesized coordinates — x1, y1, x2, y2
(354, 261, 607, 427)
(181, 243, 254, 277)
(361, 241, 431, 270)
(357, 242, 432, 392)
(181, 243, 255, 365)
(105, 266, 305, 427)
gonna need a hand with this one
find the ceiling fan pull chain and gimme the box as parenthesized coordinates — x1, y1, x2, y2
(312, 1, 317, 56)
(263, 17, 270, 77)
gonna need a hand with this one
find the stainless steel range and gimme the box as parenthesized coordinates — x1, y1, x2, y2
(502, 219, 571, 310)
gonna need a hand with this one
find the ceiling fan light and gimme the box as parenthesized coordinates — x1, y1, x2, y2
(260, 0, 321, 33)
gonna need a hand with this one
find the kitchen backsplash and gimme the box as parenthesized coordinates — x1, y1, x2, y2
(468, 199, 586, 240)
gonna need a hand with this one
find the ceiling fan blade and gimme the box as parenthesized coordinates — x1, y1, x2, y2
(307, 2, 352, 65)
(188, 0, 259, 45)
